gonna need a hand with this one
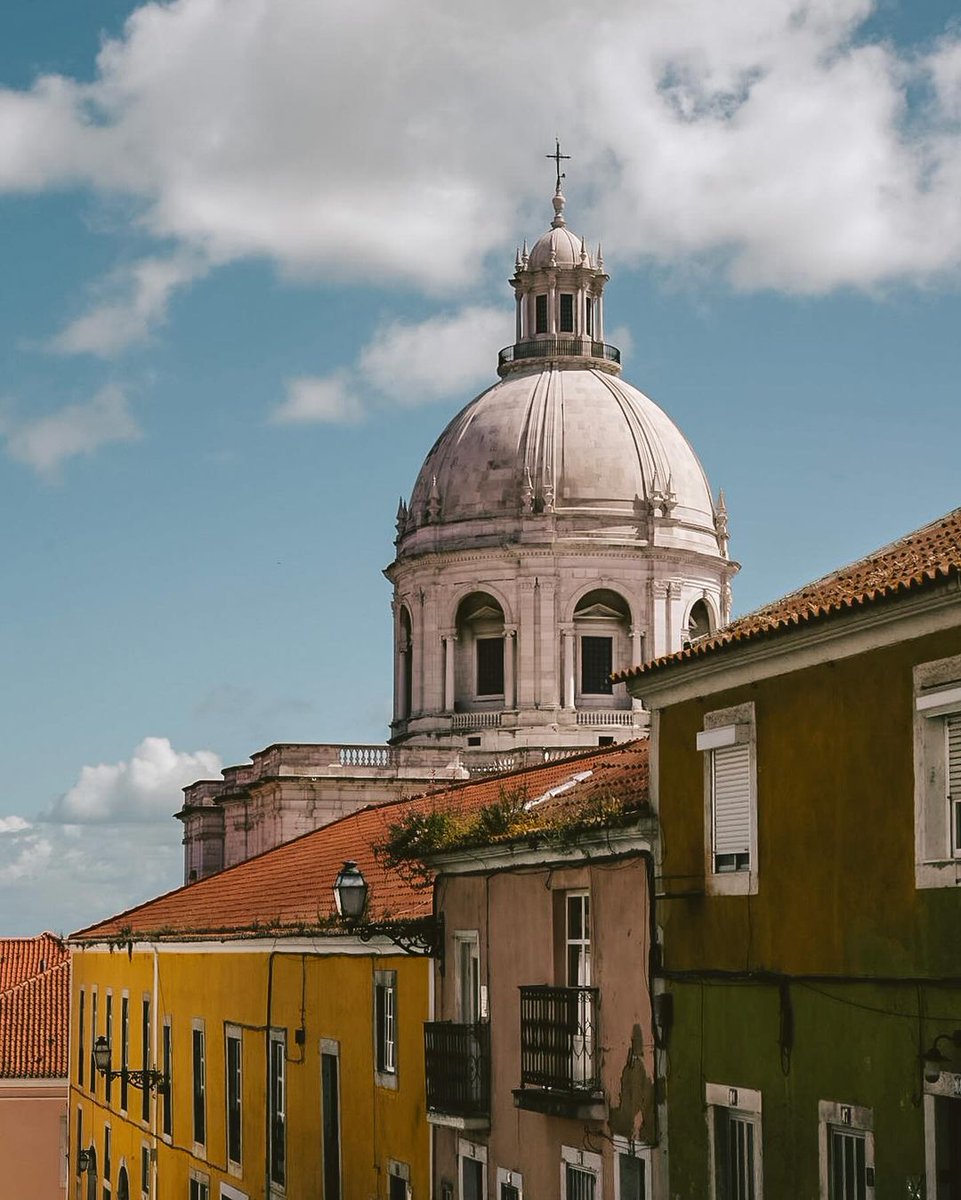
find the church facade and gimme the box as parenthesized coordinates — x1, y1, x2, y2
(179, 180, 737, 879)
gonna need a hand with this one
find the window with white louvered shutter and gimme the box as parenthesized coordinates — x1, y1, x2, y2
(712, 743, 752, 873)
(948, 714, 961, 857)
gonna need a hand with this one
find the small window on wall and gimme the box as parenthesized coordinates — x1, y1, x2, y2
(476, 637, 505, 697)
(191, 1022, 206, 1147)
(687, 599, 713, 642)
(374, 971, 398, 1087)
(388, 1161, 410, 1200)
(914, 657, 961, 888)
(188, 1172, 210, 1200)
(535, 294, 548, 334)
(559, 293, 574, 332)
(581, 637, 613, 695)
(561, 1147, 602, 1200)
(613, 1137, 649, 1200)
(819, 1100, 874, 1200)
(269, 1030, 287, 1189)
(497, 1168, 523, 1200)
(459, 1140, 486, 1200)
(698, 703, 757, 896)
(707, 1084, 762, 1200)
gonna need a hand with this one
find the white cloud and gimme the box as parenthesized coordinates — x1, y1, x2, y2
(0, 815, 31, 835)
(273, 304, 511, 424)
(49, 251, 209, 357)
(44, 736, 222, 824)
(273, 372, 365, 425)
(2, 0, 961, 300)
(0, 385, 142, 479)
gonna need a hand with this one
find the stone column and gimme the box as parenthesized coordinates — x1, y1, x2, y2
(517, 579, 538, 708)
(561, 625, 575, 709)
(549, 277, 557, 335)
(443, 633, 456, 713)
(537, 576, 558, 708)
(650, 580, 669, 660)
(504, 627, 517, 709)
(630, 625, 644, 671)
(515, 293, 522, 341)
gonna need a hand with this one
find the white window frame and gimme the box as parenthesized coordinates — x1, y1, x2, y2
(818, 1100, 874, 1200)
(458, 1138, 487, 1200)
(269, 1028, 286, 1193)
(454, 932, 482, 1024)
(388, 1160, 411, 1200)
(140, 1141, 151, 1199)
(189, 1169, 211, 1200)
(698, 703, 757, 895)
(914, 655, 961, 888)
(496, 1166, 523, 1200)
(923, 1070, 961, 1199)
(706, 1083, 762, 1200)
(612, 1135, 651, 1200)
(191, 1018, 206, 1153)
(561, 1145, 602, 1200)
(374, 970, 398, 1088)
(225, 1023, 243, 1171)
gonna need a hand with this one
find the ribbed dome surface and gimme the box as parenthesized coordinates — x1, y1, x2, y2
(402, 365, 719, 553)
(528, 224, 593, 270)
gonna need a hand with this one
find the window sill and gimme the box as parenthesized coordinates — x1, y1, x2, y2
(375, 1070, 399, 1091)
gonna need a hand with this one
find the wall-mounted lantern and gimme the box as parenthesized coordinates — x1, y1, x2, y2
(333, 859, 444, 966)
(93, 1035, 169, 1095)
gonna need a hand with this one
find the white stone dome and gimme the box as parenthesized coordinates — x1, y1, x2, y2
(527, 223, 594, 270)
(397, 364, 722, 558)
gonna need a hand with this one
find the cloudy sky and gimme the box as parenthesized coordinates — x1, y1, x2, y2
(2, 0, 961, 934)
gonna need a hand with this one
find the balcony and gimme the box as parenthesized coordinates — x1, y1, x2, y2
(513, 985, 604, 1119)
(424, 1022, 490, 1129)
(498, 338, 621, 374)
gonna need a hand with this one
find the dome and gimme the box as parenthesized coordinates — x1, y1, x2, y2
(398, 364, 722, 557)
(527, 224, 595, 270)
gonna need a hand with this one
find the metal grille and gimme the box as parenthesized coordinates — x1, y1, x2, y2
(716, 1113, 756, 1200)
(948, 715, 961, 855)
(829, 1129, 866, 1200)
(424, 1022, 490, 1118)
(565, 1165, 597, 1200)
(518, 985, 599, 1093)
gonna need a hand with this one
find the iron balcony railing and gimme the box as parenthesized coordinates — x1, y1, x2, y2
(518, 985, 600, 1094)
(498, 339, 621, 369)
(424, 1021, 491, 1119)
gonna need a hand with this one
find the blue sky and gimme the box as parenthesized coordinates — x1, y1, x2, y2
(2, 0, 961, 934)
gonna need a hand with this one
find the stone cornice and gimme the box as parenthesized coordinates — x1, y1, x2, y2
(386, 544, 733, 579)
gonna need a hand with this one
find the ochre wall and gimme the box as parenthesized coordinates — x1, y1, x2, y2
(69, 944, 429, 1200)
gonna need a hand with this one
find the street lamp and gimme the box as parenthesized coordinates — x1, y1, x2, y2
(921, 1029, 961, 1084)
(332, 859, 444, 966)
(92, 1035, 170, 1095)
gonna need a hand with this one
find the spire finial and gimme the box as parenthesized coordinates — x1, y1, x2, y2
(546, 138, 571, 229)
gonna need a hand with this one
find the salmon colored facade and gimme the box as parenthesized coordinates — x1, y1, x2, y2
(68, 942, 429, 1200)
(627, 508, 961, 1200)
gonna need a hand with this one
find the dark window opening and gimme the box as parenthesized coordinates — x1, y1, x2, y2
(598, 736, 615, 746)
(192, 1028, 205, 1146)
(141, 999, 150, 1122)
(375, 980, 396, 1075)
(535, 294, 548, 334)
(161, 1024, 172, 1138)
(581, 637, 613, 695)
(467, 736, 481, 747)
(321, 1052, 342, 1200)
(226, 1034, 242, 1166)
(560, 293, 574, 332)
(389, 1174, 408, 1200)
(586, 297, 594, 337)
(269, 1034, 286, 1188)
(476, 637, 504, 696)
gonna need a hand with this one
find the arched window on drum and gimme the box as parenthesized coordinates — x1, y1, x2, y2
(573, 590, 631, 704)
(455, 592, 506, 707)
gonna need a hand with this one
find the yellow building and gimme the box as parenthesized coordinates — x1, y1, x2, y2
(67, 799, 433, 1200)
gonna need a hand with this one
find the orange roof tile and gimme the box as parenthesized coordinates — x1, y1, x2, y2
(71, 742, 649, 944)
(0, 937, 70, 1079)
(621, 506, 961, 681)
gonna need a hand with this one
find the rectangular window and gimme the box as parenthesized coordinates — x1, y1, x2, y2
(321, 1044, 341, 1200)
(90, 991, 98, 1096)
(459, 1140, 487, 1200)
(585, 297, 594, 337)
(698, 707, 757, 895)
(162, 1020, 173, 1138)
(819, 1100, 873, 1200)
(914, 660, 961, 887)
(566, 1167, 596, 1200)
(141, 1144, 151, 1199)
(559, 293, 574, 332)
(535, 293, 548, 334)
(78, 990, 85, 1089)
(456, 933, 481, 1023)
(613, 1138, 649, 1200)
(141, 998, 151, 1122)
(375, 973, 397, 1077)
(581, 636, 613, 695)
(75, 1109, 83, 1178)
(189, 1173, 210, 1200)
(269, 1030, 286, 1189)
(192, 1023, 206, 1147)
(105, 994, 113, 1105)
(103, 1125, 111, 1181)
(120, 997, 129, 1112)
(388, 1163, 410, 1200)
(707, 1083, 762, 1200)
(562, 1144, 602, 1200)
(226, 1028, 242, 1167)
(497, 1168, 523, 1200)
(566, 892, 591, 986)
(476, 637, 504, 696)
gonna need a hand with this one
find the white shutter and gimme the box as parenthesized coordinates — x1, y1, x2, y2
(712, 743, 752, 856)
(948, 715, 961, 855)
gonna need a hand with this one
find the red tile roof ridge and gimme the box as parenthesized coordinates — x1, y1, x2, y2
(0, 958, 70, 1078)
(70, 741, 645, 943)
(620, 506, 961, 679)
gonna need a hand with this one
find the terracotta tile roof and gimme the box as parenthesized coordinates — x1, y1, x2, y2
(0, 932, 67, 993)
(70, 742, 649, 944)
(621, 506, 961, 680)
(0, 935, 70, 1079)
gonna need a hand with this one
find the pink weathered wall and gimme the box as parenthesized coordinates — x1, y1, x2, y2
(0, 1082, 67, 1198)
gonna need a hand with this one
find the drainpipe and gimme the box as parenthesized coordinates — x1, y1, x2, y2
(151, 947, 160, 1199)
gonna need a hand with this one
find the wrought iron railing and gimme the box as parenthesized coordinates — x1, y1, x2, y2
(498, 339, 621, 369)
(518, 985, 599, 1093)
(424, 1022, 490, 1118)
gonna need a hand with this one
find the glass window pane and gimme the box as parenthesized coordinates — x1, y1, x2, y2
(476, 638, 504, 696)
(581, 637, 613, 694)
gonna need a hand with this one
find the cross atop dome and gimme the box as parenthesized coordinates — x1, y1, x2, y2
(546, 138, 571, 227)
